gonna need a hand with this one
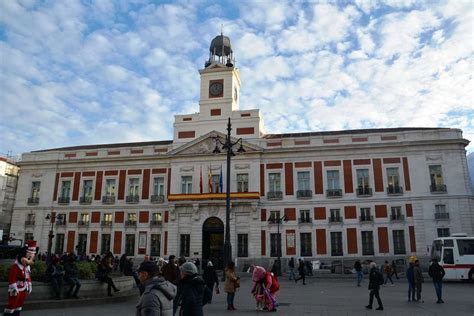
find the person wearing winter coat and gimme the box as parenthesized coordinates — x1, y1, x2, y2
(202, 261, 219, 303)
(366, 262, 384, 311)
(406, 262, 416, 302)
(428, 258, 446, 303)
(413, 260, 424, 302)
(64, 254, 81, 299)
(136, 261, 176, 316)
(224, 261, 239, 311)
(178, 262, 205, 316)
(295, 259, 306, 285)
(354, 260, 363, 287)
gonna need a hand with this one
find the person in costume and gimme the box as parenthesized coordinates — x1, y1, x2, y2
(251, 266, 279, 312)
(4, 240, 36, 316)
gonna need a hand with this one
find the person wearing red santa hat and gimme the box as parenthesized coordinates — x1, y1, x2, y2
(4, 240, 36, 316)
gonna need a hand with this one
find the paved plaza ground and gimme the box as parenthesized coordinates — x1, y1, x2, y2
(22, 276, 473, 316)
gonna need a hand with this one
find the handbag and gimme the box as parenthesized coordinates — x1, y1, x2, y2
(234, 278, 241, 289)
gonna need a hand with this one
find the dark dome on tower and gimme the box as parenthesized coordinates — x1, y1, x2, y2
(209, 34, 232, 56)
(205, 33, 235, 68)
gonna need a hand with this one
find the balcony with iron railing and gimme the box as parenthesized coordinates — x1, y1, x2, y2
(298, 217, 313, 224)
(150, 194, 165, 203)
(27, 197, 39, 205)
(58, 196, 70, 204)
(435, 212, 449, 220)
(326, 189, 342, 198)
(296, 190, 312, 199)
(126, 195, 139, 204)
(125, 220, 137, 227)
(267, 191, 283, 200)
(387, 185, 403, 195)
(150, 220, 163, 227)
(56, 220, 67, 227)
(328, 216, 343, 223)
(102, 195, 115, 204)
(430, 184, 447, 193)
(390, 214, 405, 222)
(24, 220, 35, 226)
(78, 220, 90, 227)
(356, 187, 373, 197)
(101, 220, 113, 227)
(79, 196, 92, 204)
(359, 215, 374, 222)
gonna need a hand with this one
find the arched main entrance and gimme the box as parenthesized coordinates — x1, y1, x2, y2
(202, 217, 224, 269)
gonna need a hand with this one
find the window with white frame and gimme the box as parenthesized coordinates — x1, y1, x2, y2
(326, 170, 340, 189)
(356, 169, 370, 188)
(103, 213, 113, 223)
(153, 177, 165, 196)
(268, 173, 281, 192)
(392, 230, 406, 254)
(429, 165, 444, 186)
(150, 234, 161, 256)
(128, 178, 140, 196)
(127, 213, 137, 223)
(269, 210, 280, 222)
(300, 209, 311, 223)
(270, 233, 281, 257)
(435, 204, 447, 214)
(105, 179, 116, 197)
(152, 212, 162, 223)
(360, 207, 372, 221)
(391, 206, 402, 220)
(31, 181, 40, 198)
(300, 233, 312, 256)
(80, 213, 90, 224)
(180, 234, 190, 257)
(361, 231, 374, 255)
(237, 234, 248, 257)
(212, 174, 221, 193)
(82, 180, 93, 198)
(101, 234, 111, 253)
(60, 181, 71, 198)
(297, 171, 311, 191)
(237, 174, 248, 193)
(330, 232, 343, 256)
(181, 176, 192, 194)
(437, 228, 450, 237)
(386, 168, 400, 188)
(330, 209, 341, 221)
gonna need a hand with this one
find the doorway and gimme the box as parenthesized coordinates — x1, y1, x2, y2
(202, 217, 224, 269)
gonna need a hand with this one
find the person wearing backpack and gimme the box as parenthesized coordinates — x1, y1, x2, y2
(428, 258, 445, 303)
(135, 261, 177, 316)
(365, 262, 384, 311)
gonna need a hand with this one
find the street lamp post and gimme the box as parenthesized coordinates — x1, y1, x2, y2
(45, 213, 63, 265)
(268, 214, 287, 276)
(213, 118, 245, 276)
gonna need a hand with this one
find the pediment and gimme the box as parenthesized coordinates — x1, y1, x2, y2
(169, 131, 262, 156)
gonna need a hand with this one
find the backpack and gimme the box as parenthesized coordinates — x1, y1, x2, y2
(265, 272, 280, 292)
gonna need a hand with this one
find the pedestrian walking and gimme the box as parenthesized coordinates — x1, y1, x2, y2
(135, 261, 177, 316)
(178, 262, 205, 316)
(383, 261, 394, 285)
(224, 261, 239, 311)
(295, 258, 306, 285)
(365, 262, 384, 311)
(428, 258, 445, 303)
(162, 255, 178, 285)
(202, 261, 219, 304)
(354, 260, 363, 287)
(288, 258, 295, 281)
(47, 256, 65, 300)
(413, 260, 424, 303)
(406, 262, 415, 302)
(64, 253, 81, 299)
(390, 260, 399, 279)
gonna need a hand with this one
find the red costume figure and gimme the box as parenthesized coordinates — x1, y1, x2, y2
(251, 266, 279, 312)
(4, 240, 36, 316)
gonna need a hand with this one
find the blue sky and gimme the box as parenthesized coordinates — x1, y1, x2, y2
(1, 0, 473, 157)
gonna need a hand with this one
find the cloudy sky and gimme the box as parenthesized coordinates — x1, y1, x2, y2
(1, 0, 473, 157)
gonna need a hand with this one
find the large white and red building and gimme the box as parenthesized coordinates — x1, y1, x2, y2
(9, 34, 474, 268)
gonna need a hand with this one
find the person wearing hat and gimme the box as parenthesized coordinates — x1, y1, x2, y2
(136, 261, 176, 316)
(202, 261, 219, 303)
(177, 261, 206, 316)
(4, 240, 36, 315)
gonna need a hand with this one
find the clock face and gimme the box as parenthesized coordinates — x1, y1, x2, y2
(209, 82, 223, 96)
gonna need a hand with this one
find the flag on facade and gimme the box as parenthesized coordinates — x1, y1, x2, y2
(199, 166, 203, 194)
(208, 167, 213, 193)
(219, 166, 223, 193)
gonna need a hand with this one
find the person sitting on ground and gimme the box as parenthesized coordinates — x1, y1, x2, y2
(96, 252, 120, 297)
(64, 253, 81, 299)
(136, 261, 177, 316)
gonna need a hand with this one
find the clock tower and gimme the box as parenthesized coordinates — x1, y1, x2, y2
(173, 33, 264, 145)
